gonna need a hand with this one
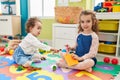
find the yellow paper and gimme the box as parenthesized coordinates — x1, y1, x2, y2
(64, 53, 79, 66)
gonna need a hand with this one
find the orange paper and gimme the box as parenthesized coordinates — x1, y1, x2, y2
(64, 53, 79, 66)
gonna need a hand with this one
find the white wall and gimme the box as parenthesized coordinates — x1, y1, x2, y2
(16, 0, 20, 15)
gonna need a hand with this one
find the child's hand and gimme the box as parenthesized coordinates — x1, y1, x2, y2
(71, 53, 84, 61)
(50, 48, 59, 54)
(65, 44, 71, 49)
(65, 44, 74, 51)
(71, 53, 79, 60)
(65, 44, 70, 52)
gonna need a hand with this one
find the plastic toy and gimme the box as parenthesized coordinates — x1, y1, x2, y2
(94, 3, 103, 12)
(111, 58, 118, 64)
(94, 0, 120, 12)
(65, 44, 70, 53)
(98, 8, 108, 12)
(103, 57, 110, 63)
(61, 49, 66, 53)
(9, 49, 14, 55)
(39, 49, 46, 54)
(43, 42, 48, 45)
(8, 36, 13, 40)
(0, 47, 5, 52)
(41, 57, 46, 60)
(1, 39, 20, 55)
(5, 43, 8, 47)
(39, 42, 51, 54)
(16, 65, 25, 71)
(52, 65, 57, 71)
(103, 1, 113, 12)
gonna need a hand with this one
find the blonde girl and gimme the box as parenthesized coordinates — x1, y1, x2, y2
(57, 10, 99, 72)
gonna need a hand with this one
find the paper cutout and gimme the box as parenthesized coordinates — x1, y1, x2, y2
(75, 71, 101, 80)
(93, 61, 120, 76)
(16, 70, 64, 80)
(0, 74, 11, 80)
(68, 70, 114, 80)
(64, 53, 79, 66)
(0, 56, 15, 68)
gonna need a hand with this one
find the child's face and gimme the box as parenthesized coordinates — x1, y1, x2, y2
(80, 15, 93, 33)
(30, 21, 42, 37)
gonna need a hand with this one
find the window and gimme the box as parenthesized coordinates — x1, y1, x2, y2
(29, 0, 55, 18)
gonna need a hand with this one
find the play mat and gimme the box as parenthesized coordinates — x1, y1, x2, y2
(0, 53, 120, 80)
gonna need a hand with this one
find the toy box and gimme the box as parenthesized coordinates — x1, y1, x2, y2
(99, 33, 117, 42)
(98, 43, 116, 54)
(98, 20, 119, 32)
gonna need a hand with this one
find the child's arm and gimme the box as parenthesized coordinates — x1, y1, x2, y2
(71, 42, 77, 50)
(2, 38, 10, 42)
(81, 33, 99, 60)
(66, 42, 77, 51)
(24, 33, 52, 51)
(25, 33, 58, 52)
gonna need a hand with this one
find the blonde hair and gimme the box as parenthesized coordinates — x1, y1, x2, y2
(78, 10, 99, 35)
(26, 17, 41, 33)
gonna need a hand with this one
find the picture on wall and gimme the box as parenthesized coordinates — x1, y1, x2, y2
(58, 0, 68, 6)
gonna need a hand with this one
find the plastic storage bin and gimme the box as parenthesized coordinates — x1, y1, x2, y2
(98, 43, 116, 54)
(113, 4, 120, 12)
(98, 20, 119, 32)
(99, 33, 117, 42)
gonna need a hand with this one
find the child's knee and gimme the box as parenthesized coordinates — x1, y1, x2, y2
(33, 53, 41, 58)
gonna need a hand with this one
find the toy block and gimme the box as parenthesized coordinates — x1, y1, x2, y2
(103, 1, 115, 12)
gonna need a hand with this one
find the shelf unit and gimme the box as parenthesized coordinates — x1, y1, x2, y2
(96, 12, 120, 57)
(0, 15, 21, 36)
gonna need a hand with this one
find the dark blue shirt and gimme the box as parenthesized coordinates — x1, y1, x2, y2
(75, 34, 92, 57)
(75, 33, 97, 66)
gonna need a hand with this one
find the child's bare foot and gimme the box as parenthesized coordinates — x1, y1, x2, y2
(56, 60, 68, 68)
(85, 68, 92, 72)
(56, 62, 64, 68)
